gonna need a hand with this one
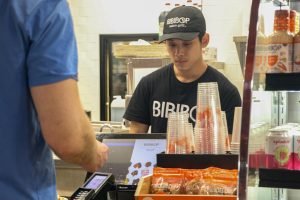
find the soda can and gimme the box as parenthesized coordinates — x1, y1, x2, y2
(265, 128, 293, 169)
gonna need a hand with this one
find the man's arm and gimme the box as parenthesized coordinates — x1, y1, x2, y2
(31, 79, 108, 172)
(129, 121, 149, 133)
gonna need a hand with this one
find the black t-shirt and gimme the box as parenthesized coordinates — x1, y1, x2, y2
(124, 64, 241, 133)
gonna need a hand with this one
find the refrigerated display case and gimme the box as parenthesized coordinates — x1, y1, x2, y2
(239, 0, 300, 199)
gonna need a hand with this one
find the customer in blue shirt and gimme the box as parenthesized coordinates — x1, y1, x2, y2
(0, 0, 108, 199)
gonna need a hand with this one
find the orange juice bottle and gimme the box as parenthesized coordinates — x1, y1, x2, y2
(293, 21, 300, 72)
(267, 10, 293, 73)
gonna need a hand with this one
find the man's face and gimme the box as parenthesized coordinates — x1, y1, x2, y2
(166, 37, 203, 72)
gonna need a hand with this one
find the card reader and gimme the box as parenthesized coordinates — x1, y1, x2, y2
(70, 172, 114, 200)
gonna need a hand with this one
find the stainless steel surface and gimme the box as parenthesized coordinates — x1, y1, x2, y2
(55, 158, 86, 197)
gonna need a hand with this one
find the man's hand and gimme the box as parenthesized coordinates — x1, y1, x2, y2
(82, 141, 109, 172)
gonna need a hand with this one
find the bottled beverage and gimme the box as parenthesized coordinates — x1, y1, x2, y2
(293, 23, 300, 72)
(295, 11, 300, 33)
(158, 2, 171, 37)
(267, 10, 293, 73)
(253, 15, 268, 90)
(289, 10, 297, 35)
(174, 3, 180, 8)
(111, 96, 125, 122)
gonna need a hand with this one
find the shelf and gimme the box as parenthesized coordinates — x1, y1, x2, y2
(157, 154, 238, 170)
(259, 168, 300, 189)
(265, 73, 300, 91)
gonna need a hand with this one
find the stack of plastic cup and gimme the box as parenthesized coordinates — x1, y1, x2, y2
(176, 112, 188, 154)
(196, 82, 223, 154)
(166, 112, 177, 154)
(185, 123, 195, 153)
(194, 125, 207, 154)
(221, 111, 230, 153)
(230, 107, 242, 154)
(166, 112, 191, 154)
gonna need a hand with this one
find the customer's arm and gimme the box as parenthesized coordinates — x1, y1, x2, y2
(31, 79, 108, 172)
(129, 121, 149, 133)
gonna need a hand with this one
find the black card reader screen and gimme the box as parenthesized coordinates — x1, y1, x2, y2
(84, 175, 107, 189)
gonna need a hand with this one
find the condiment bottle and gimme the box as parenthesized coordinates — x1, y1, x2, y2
(267, 9, 293, 73)
(254, 15, 268, 90)
(293, 19, 300, 72)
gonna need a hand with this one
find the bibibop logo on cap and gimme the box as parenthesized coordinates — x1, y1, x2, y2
(159, 6, 206, 43)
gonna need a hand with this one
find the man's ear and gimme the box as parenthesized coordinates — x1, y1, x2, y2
(201, 33, 209, 48)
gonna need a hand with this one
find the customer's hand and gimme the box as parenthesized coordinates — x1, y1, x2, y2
(96, 141, 109, 168)
(83, 141, 109, 172)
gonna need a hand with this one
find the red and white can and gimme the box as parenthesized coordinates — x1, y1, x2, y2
(265, 129, 293, 169)
(293, 128, 300, 170)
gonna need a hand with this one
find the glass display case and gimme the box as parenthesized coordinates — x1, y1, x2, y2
(239, 0, 300, 199)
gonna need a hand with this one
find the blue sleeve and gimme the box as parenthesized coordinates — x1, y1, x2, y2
(26, 0, 78, 87)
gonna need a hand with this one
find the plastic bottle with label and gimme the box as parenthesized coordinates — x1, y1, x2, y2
(111, 96, 125, 122)
(293, 11, 300, 72)
(174, 3, 181, 8)
(289, 10, 298, 35)
(158, 2, 171, 37)
(267, 9, 293, 73)
(253, 15, 268, 90)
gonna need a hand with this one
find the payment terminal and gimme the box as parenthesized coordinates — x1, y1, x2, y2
(70, 172, 114, 200)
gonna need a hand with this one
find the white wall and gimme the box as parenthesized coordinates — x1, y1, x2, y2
(68, 0, 252, 121)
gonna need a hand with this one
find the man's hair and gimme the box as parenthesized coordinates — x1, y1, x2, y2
(198, 33, 205, 43)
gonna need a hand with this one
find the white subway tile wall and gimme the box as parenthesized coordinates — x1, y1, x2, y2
(68, 0, 251, 121)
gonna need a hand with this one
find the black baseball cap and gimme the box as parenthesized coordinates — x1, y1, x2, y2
(159, 6, 206, 43)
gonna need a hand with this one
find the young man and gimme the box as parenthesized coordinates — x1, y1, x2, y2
(124, 6, 241, 134)
(0, 1, 108, 199)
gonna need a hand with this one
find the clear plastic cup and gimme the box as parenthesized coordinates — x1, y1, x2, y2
(231, 107, 242, 144)
(166, 112, 190, 154)
(194, 127, 207, 154)
(195, 82, 224, 154)
(220, 111, 229, 153)
(185, 123, 194, 154)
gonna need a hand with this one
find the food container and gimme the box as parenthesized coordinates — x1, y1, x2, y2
(135, 175, 237, 200)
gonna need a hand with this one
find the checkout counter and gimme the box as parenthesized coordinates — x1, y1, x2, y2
(55, 121, 128, 197)
(56, 133, 166, 200)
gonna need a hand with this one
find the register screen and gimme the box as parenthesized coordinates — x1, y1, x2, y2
(84, 175, 107, 189)
(100, 139, 166, 185)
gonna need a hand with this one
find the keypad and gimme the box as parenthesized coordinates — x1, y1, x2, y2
(73, 190, 89, 200)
